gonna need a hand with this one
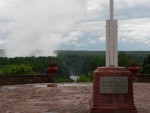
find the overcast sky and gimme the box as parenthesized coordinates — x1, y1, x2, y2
(0, 0, 150, 57)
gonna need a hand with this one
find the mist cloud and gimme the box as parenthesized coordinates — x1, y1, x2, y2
(0, 0, 86, 57)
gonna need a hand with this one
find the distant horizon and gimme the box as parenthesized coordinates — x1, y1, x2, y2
(1, 48, 150, 52)
(0, 49, 150, 58)
(56, 50, 150, 52)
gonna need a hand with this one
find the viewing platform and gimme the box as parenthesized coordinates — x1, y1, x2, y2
(0, 83, 150, 113)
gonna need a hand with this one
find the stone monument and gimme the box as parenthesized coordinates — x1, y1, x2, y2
(90, 0, 138, 113)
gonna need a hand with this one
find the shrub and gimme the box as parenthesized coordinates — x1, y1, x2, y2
(0, 64, 35, 75)
(76, 72, 93, 82)
(55, 77, 70, 83)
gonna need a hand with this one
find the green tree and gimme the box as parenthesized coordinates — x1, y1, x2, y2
(76, 72, 93, 82)
(0, 56, 70, 78)
(118, 52, 133, 67)
(55, 77, 70, 83)
(91, 56, 105, 70)
(0, 64, 35, 75)
(141, 55, 150, 74)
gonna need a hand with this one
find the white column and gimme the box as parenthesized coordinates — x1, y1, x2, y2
(110, 0, 114, 20)
(106, 20, 110, 67)
(113, 20, 118, 67)
(106, 0, 118, 67)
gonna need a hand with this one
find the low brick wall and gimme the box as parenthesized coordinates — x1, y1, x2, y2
(0, 74, 55, 86)
(134, 74, 150, 83)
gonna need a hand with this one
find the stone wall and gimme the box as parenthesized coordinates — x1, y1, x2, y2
(0, 75, 54, 86)
(134, 74, 150, 83)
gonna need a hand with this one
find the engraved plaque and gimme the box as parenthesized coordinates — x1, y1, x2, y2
(100, 77, 128, 94)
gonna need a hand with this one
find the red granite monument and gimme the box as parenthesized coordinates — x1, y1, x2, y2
(90, 0, 137, 113)
(90, 67, 137, 113)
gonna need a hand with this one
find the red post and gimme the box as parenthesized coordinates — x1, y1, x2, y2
(47, 65, 58, 82)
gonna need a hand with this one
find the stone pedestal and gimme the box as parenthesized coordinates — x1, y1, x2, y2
(90, 67, 137, 113)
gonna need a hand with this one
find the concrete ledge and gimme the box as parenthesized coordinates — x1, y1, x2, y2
(0, 83, 149, 113)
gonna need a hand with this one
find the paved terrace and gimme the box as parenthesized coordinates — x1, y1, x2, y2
(0, 83, 150, 113)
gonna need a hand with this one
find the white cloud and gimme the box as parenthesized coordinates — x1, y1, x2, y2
(0, 40, 7, 44)
(75, 21, 105, 33)
(88, 36, 105, 44)
(62, 31, 82, 43)
(74, 43, 88, 50)
(99, 36, 105, 42)
(89, 39, 97, 44)
(119, 18, 150, 45)
(116, 0, 150, 7)
(0, 1, 6, 8)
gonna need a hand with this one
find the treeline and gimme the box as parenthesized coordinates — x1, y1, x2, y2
(57, 51, 105, 76)
(58, 50, 150, 75)
(0, 56, 70, 78)
(0, 51, 150, 79)
(57, 51, 146, 76)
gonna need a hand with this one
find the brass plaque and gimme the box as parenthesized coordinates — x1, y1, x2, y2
(100, 77, 128, 94)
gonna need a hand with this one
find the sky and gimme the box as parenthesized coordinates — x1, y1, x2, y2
(0, 0, 150, 57)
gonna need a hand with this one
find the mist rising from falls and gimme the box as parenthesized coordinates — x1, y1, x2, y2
(1, 0, 86, 57)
